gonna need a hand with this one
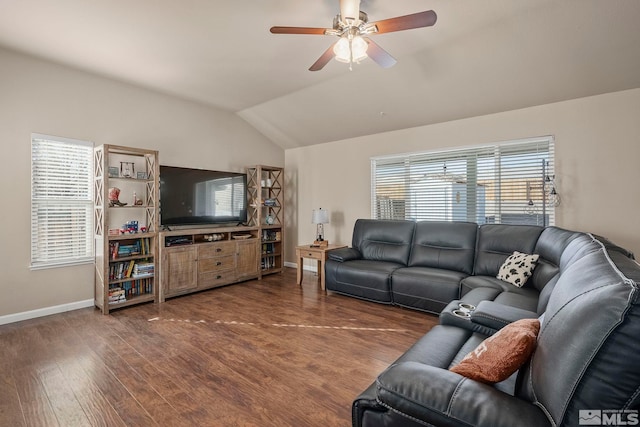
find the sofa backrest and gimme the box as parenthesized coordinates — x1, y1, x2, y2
(532, 227, 585, 312)
(352, 219, 416, 265)
(408, 221, 477, 274)
(516, 237, 640, 426)
(473, 224, 544, 277)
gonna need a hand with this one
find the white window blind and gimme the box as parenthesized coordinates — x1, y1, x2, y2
(31, 134, 93, 269)
(372, 137, 555, 226)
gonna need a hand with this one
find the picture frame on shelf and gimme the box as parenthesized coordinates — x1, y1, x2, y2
(136, 171, 148, 180)
(108, 166, 120, 178)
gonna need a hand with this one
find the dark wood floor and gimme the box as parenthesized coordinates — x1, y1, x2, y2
(0, 268, 438, 426)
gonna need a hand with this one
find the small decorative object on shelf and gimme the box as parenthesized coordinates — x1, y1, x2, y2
(133, 191, 143, 205)
(121, 220, 139, 234)
(120, 161, 135, 178)
(204, 233, 225, 241)
(108, 166, 120, 178)
(108, 187, 127, 207)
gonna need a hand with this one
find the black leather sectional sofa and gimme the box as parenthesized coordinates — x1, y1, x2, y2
(325, 219, 640, 427)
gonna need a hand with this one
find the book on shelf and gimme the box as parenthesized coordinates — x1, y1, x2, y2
(112, 277, 153, 298)
(109, 238, 152, 260)
(109, 259, 154, 280)
(261, 255, 278, 270)
(262, 229, 280, 242)
(262, 242, 275, 255)
(132, 262, 154, 278)
(108, 287, 126, 304)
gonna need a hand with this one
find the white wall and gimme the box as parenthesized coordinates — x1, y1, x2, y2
(285, 88, 640, 265)
(0, 47, 283, 318)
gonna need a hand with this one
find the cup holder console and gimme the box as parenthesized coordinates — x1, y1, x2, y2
(452, 302, 477, 319)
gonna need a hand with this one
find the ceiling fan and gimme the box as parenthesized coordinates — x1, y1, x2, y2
(270, 0, 437, 71)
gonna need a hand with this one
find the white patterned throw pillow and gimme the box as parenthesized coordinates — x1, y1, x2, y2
(497, 251, 539, 287)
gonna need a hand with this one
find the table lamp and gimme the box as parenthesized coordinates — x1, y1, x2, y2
(312, 208, 330, 247)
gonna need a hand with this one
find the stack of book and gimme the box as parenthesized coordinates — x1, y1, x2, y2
(132, 262, 154, 278)
(108, 287, 126, 304)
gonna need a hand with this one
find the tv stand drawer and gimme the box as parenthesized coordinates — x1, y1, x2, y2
(198, 255, 236, 273)
(199, 242, 236, 258)
(199, 269, 235, 288)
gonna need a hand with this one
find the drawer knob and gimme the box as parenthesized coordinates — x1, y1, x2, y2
(216, 248, 222, 252)
(216, 261, 222, 266)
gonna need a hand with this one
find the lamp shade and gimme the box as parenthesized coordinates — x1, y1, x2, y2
(351, 36, 368, 61)
(312, 208, 330, 224)
(333, 37, 351, 63)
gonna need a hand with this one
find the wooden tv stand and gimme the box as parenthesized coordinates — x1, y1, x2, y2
(159, 226, 260, 301)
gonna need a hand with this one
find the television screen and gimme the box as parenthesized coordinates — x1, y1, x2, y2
(159, 166, 247, 226)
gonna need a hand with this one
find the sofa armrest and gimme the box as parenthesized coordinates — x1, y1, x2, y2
(376, 362, 550, 427)
(470, 301, 539, 331)
(327, 247, 361, 262)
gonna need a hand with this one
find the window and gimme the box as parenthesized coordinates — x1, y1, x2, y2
(31, 134, 93, 269)
(372, 137, 555, 226)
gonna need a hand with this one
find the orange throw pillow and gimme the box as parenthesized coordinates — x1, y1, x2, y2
(450, 318, 540, 384)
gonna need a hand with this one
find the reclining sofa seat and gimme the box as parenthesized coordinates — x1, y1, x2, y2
(458, 224, 544, 312)
(324, 219, 416, 303)
(391, 221, 477, 313)
(353, 236, 640, 427)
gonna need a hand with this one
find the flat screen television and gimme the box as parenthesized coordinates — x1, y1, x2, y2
(159, 165, 247, 227)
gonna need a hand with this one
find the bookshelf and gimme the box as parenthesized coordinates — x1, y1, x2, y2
(94, 144, 159, 314)
(246, 165, 284, 277)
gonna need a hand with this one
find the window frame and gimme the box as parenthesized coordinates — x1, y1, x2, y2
(371, 136, 556, 226)
(30, 133, 94, 270)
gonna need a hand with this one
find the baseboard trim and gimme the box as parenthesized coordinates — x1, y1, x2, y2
(0, 299, 94, 326)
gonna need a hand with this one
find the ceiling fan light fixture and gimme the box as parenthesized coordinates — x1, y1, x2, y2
(333, 37, 351, 63)
(351, 35, 368, 61)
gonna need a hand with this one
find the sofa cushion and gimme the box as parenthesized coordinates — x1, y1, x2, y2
(450, 318, 540, 384)
(352, 219, 416, 265)
(391, 267, 467, 314)
(496, 251, 539, 287)
(408, 221, 477, 274)
(460, 276, 539, 311)
(324, 259, 401, 303)
(473, 224, 543, 277)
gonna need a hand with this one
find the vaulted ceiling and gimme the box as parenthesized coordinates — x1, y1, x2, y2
(1, 0, 639, 149)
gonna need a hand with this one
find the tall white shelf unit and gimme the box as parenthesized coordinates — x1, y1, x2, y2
(94, 144, 159, 314)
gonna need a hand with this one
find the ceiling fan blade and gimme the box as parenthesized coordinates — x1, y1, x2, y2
(340, 0, 360, 21)
(370, 10, 437, 34)
(365, 38, 397, 68)
(309, 42, 337, 71)
(270, 26, 328, 35)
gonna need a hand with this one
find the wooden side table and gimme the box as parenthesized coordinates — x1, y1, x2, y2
(295, 244, 347, 290)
